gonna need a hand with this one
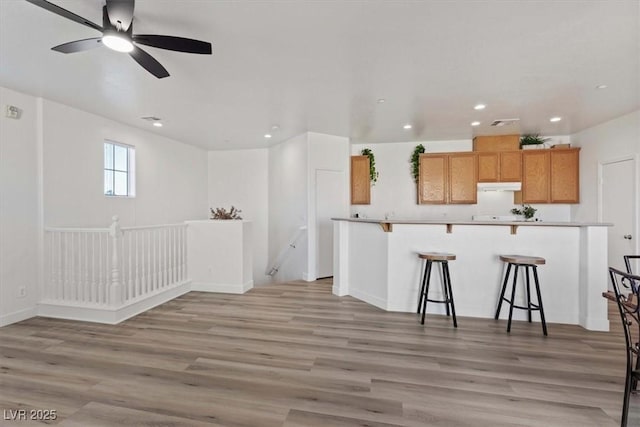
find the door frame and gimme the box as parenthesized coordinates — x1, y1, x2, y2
(597, 154, 639, 256)
(310, 168, 348, 281)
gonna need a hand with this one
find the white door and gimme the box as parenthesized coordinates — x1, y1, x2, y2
(602, 158, 637, 273)
(316, 170, 346, 279)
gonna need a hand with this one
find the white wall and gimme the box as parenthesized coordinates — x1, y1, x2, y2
(307, 132, 350, 280)
(268, 133, 309, 282)
(208, 149, 270, 285)
(42, 99, 208, 227)
(571, 110, 640, 222)
(0, 87, 40, 325)
(351, 139, 572, 222)
(0, 86, 209, 326)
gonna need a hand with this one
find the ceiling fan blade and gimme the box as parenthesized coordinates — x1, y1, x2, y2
(105, 0, 135, 31)
(52, 37, 103, 54)
(133, 35, 212, 54)
(129, 46, 169, 79)
(24, 0, 102, 32)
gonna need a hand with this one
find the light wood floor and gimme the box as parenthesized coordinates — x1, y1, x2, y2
(0, 279, 638, 426)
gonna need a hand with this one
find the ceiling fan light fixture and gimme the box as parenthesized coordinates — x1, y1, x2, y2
(102, 31, 134, 53)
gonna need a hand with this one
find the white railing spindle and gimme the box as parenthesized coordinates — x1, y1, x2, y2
(44, 220, 188, 308)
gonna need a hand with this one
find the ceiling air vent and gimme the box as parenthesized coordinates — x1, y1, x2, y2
(490, 118, 520, 127)
(141, 116, 162, 122)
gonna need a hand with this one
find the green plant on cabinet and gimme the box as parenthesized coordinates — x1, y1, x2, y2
(360, 148, 379, 185)
(520, 134, 550, 148)
(411, 144, 425, 183)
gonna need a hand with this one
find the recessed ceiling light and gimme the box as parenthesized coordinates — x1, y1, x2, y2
(271, 125, 280, 131)
(264, 134, 272, 139)
(403, 124, 412, 130)
(471, 121, 481, 126)
(377, 99, 386, 104)
(596, 84, 608, 89)
(474, 104, 486, 110)
(550, 117, 562, 122)
(153, 122, 163, 127)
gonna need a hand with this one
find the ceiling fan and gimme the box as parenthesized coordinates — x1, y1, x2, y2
(24, 0, 212, 78)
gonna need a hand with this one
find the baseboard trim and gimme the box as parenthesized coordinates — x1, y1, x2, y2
(579, 315, 610, 332)
(191, 280, 253, 294)
(350, 288, 387, 310)
(332, 285, 348, 297)
(37, 281, 191, 325)
(0, 306, 38, 327)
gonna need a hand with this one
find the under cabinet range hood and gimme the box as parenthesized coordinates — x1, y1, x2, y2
(477, 182, 522, 192)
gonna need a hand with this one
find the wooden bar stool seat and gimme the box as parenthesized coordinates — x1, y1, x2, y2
(495, 254, 548, 336)
(418, 252, 457, 262)
(499, 255, 545, 265)
(417, 252, 457, 327)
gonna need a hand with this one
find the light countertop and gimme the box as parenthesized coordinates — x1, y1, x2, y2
(331, 218, 611, 227)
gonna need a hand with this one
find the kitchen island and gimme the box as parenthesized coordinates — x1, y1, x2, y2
(332, 218, 610, 331)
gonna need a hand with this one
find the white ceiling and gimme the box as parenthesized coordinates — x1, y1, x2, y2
(1, 0, 638, 150)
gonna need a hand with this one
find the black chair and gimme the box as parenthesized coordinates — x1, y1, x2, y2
(607, 267, 640, 427)
(624, 255, 640, 275)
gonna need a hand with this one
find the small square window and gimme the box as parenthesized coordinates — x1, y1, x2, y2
(104, 141, 135, 197)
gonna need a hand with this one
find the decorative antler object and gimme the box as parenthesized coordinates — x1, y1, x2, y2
(210, 206, 242, 220)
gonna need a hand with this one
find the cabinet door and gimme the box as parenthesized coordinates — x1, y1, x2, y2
(418, 154, 447, 204)
(550, 148, 580, 203)
(521, 151, 550, 203)
(350, 156, 370, 205)
(473, 135, 520, 152)
(477, 152, 499, 182)
(449, 153, 478, 204)
(500, 151, 522, 182)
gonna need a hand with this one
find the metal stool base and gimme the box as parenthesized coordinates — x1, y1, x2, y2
(417, 259, 457, 328)
(495, 262, 547, 336)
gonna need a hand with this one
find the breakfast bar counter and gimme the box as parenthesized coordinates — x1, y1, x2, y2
(332, 218, 611, 331)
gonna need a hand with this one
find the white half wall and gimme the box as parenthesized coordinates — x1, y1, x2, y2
(0, 87, 39, 326)
(571, 110, 640, 222)
(351, 139, 572, 222)
(42, 99, 208, 228)
(208, 149, 270, 285)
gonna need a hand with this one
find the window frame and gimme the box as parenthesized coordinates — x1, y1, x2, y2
(104, 140, 136, 198)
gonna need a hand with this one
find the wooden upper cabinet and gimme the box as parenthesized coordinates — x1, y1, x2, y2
(418, 153, 477, 204)
(500, 151, 522, 182)
(473, 135, 520, 152)
(350, 155, 370, 205)
(477, 152, 499, 182)
(448, 152, 478, 204)
(521, 150, 550, 204)
(550, 148, 580, 203)
(478, 151, 522, 182)
(418, 154, 448, 204)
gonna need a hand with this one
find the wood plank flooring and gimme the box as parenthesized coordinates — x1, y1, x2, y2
(0, 279, 638, 426)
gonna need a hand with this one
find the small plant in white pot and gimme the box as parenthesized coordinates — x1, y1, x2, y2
(520, 134, 550, 149)
(511, 204, 537, 221)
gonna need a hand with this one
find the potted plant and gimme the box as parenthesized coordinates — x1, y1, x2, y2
(210, 206, 242, 219)
(411, 144, 425, 204)
(520, 134, 550, 149)
(361, 148, 379, 185)
(410, 144, 425, 183)
(511, 204, 537, 221)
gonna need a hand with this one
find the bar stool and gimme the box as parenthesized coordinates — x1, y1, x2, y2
(494, 255, 547, 336)
(417, 252, 457, 327)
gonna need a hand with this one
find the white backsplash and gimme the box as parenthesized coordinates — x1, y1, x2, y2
(351, 191, 571, 222)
